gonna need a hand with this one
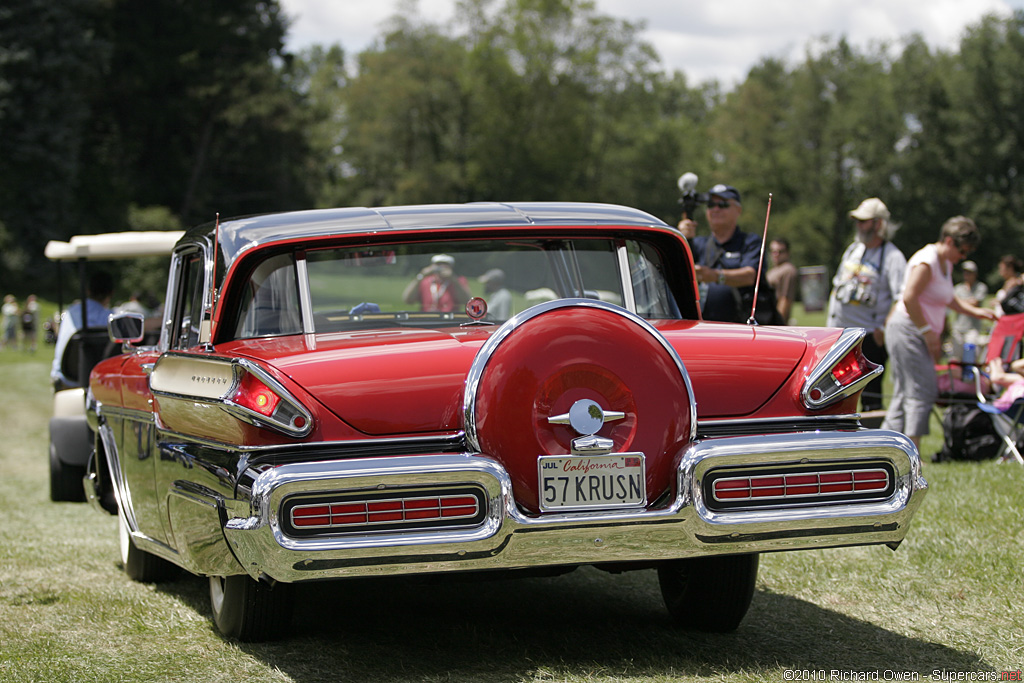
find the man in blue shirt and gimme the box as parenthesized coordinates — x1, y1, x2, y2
(51, 271, 114, 388)
(683, 184, 774, 323)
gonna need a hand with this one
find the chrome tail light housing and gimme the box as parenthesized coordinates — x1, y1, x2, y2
(802, 328, 882, 409)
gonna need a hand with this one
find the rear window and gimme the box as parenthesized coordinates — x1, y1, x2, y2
(230, 237, 683, 339)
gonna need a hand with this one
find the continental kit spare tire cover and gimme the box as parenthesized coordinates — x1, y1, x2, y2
(464, 299, 696, 513)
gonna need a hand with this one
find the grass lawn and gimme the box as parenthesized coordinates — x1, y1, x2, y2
(0, 309, 1021, 682)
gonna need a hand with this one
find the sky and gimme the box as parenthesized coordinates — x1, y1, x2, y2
(277, 0, 1024, 86)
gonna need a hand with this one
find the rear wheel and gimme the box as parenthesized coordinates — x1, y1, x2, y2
(209, 575, 294, 642)
(49, 440, 86, 502)
(658, 554, 759, 632)
(119, 512, 179, 582)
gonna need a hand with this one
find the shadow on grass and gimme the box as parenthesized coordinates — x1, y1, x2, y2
(158, 565, 989, 682)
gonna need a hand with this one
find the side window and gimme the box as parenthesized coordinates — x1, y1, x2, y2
(233, 253, 301, 339)
(169, 250, 206, 350)
(627, 240, 681, 319)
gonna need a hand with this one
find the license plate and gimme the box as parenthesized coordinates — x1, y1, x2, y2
(538, 454, 646, 511)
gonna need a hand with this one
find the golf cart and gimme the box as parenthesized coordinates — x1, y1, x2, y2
(44, 231, 183, 501)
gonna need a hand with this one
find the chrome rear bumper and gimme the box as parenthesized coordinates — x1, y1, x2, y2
(220, 430, 927, 583)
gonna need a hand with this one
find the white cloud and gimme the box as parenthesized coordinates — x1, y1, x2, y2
(278, 0, 1024, 85)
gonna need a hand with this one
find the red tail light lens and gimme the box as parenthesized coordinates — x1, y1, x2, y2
(232, 372, 281, 417)
(284, 488, 488, 536)
(706, 463, 895, 510)
(829, 349, 866, 386)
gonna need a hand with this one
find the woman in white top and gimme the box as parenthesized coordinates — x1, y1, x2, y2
(882, 216, 996, 448)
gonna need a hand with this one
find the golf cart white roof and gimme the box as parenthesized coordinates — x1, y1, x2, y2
(44, 231, 185, 261)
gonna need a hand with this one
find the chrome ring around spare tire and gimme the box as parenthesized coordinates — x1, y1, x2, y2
(462, 298, 697, 513)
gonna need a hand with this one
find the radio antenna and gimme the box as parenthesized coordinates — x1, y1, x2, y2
(747, 193, 773, 326)
(206, 213, 221, 346)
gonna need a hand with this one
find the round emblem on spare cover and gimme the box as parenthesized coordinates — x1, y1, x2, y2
(569, 398, 612, 435)
(463, 299, 695, 513)
(548, 398, 625, 437)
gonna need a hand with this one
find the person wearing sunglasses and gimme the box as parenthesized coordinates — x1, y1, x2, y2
(882, 216, 997, 449)
(684, 184, 782, 324)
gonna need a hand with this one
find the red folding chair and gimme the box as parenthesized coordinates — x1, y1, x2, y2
(951, 312, 1024, 464)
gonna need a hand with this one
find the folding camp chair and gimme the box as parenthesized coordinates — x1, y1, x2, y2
(975, 400, 1024, 464)
(950, 312, 1024, 464)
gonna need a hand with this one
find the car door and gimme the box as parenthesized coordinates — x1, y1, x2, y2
(117, 247, 206, 547)
(115, 349, 167, 545)
(148, 248, 213, 539)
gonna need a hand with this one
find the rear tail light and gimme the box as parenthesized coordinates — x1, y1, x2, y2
(803, 328, 882, 409)
(705, 463, 894, 511)
(222, 360, 312, 436)
(283, 487, 487, 536)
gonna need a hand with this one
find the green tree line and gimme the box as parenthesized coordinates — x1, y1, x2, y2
(2, 0, 1023, 296)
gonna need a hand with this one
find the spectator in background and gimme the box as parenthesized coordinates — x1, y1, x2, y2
(402, 254, 472, 313)
(51, 271, 114, 388)
(950, 260, 988, 355)
(20, 294, 39, 352)
(682, 184, 781, 324)
(479, 268, 512, 321)
(116, 291, 149, 317)
(827, 198, 907, 412)
(2, 295, 18, 349)
(882, 216, 996, 449)
(767, 238, 798, 323)
(994, 254, 1024, 316)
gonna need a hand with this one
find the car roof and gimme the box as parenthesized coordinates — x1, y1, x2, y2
(182, 202, 675, 268)
(44, 231, 185, 261)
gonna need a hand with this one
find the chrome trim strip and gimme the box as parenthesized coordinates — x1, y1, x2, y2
(220, 429, 927, 582)
(95, 405, 157, 424)
(802, 327, 884, 409)
(616, 244, 637, 313)
(463, 298, 697, 453)
(295, 252, 314, 334)
(699, 413, 862, 426)
(96, 421, 133, 528)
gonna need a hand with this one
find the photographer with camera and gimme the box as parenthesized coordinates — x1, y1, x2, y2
(826, 198, 907, 412)
(403, 253, 473, 313)
(676, 172, 701, 242)
(681, 184, 781, 324)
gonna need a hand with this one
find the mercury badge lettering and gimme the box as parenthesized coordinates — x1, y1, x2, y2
(75, 202, 927, 642)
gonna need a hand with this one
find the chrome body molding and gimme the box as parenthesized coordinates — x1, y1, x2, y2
(219, 429, 927, 583)
(133, 429, 466, 456)
(150, 353, 313, 438)
(696, 414, 863, 438)
(463, 298, 698, 453)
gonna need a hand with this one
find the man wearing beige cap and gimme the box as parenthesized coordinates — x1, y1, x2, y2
(951, 259, 989, 354)
(827, 197, 907, 412)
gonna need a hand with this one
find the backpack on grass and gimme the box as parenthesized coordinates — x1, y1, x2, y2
(936, 403, 1001, 462)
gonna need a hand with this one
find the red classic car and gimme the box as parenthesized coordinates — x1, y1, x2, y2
(84, 202, 928, 641)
